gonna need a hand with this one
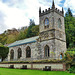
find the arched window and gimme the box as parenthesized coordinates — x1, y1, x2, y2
(17, 48, 22, 59)
(44, 45, 50, 57)
(10, 49, 14, 60)
(60, 53, 63, 59)
(44, 18, 49, 28)
(58, 18, 61, 28)
(26, 46, 31, 58)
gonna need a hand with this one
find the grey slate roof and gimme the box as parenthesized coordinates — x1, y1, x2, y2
(8, 36, 39, 47)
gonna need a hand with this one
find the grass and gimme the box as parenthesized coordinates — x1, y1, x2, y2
(0, 68, 75, 75)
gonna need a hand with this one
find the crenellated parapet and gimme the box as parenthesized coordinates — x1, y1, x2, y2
(39, 7, 64, 17)
(39, 0, 64, 17)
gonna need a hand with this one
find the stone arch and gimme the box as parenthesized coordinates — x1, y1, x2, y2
(17, 48, 22, 59)
(10, 49, 14, 60)
(44, 18, 49, 28)
(26, 46, 31, 58)
(58, 18, 61, 28)
(44, 45, 50, 57)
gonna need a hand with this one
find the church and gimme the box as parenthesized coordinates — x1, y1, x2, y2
(8, 1, 66, 61)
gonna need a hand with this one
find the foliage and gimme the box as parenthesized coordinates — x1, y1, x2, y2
(68, 66, 75, 73)
(17, 31, 26, 40)
(31, 25, 39, 36)
(67, 48, 75, 54)
(65, 8, 73, 17)
(26, 19, 35, 38)
(65, 8, 75, 48)
(0, 45, 9, 61)
(63, 48, 75, 63)
(1, 59, 63, 64)
(6, 34, 18, 44)
(0, 33, 7, 45)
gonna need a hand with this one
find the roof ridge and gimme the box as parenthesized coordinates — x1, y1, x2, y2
(8, 36, 39, 47)
(16, 36, 39, 42)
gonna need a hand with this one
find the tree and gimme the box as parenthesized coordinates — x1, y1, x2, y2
(26, 19, 35, 38)
(17, 31, 26, 40)
(65, 8, 73, 17)
(31, 25, 39, 36)
(0, 45, 9, 61)
(0, 33, 7, 45)
(29, 19, 35, 26)
(65, 8, 75, 48)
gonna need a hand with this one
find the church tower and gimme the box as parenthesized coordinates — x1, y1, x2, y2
(39, 0, 66, 59)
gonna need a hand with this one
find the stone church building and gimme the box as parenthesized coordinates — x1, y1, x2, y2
(8, 1, 66, 61)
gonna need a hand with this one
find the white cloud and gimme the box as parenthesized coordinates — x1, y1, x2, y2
(0, 11, 7, 33)
(64, 0, 75, 12)
(0, 0, 75, 33)
(0, 0, 51, 33)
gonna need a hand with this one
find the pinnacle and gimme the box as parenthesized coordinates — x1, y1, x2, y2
(52, 0, 55, 9)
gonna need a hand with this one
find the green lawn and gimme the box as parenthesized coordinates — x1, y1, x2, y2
(0, 68, 74, 75)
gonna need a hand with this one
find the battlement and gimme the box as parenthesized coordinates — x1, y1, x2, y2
(39, 0, 64, 17)
(39, 7, 64, 17)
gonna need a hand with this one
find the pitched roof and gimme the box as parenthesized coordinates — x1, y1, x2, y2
(8, 36, 39, 47)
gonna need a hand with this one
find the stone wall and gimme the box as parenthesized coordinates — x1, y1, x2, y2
(0, 63, 66, 71)
(40, 39, 55, 59)
(55, 39, 66, 59)
(8, 42, 39, 61)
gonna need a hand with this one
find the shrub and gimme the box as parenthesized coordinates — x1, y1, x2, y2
(68, 66, 75, 73)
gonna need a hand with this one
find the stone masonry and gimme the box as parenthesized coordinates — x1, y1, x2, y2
(8, 1, 66, 61)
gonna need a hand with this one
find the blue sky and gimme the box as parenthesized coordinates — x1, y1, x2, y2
(0, 0, 75, 33)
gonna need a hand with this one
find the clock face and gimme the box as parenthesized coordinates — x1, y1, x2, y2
(45, 18, 49, 26)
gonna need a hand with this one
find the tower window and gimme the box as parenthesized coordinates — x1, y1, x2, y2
(44, 18, 49, 28)
(44, 45, 50, 57)
(58, 18, 61, 28)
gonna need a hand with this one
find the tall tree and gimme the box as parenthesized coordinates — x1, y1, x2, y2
(65, 8, 73, 17)
(65, 8, 75, 48)
(26, 19, 35, 38)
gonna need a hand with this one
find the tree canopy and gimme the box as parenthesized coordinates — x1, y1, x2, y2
(65, 8, 73, 17)
(65, 8, 75, 48)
